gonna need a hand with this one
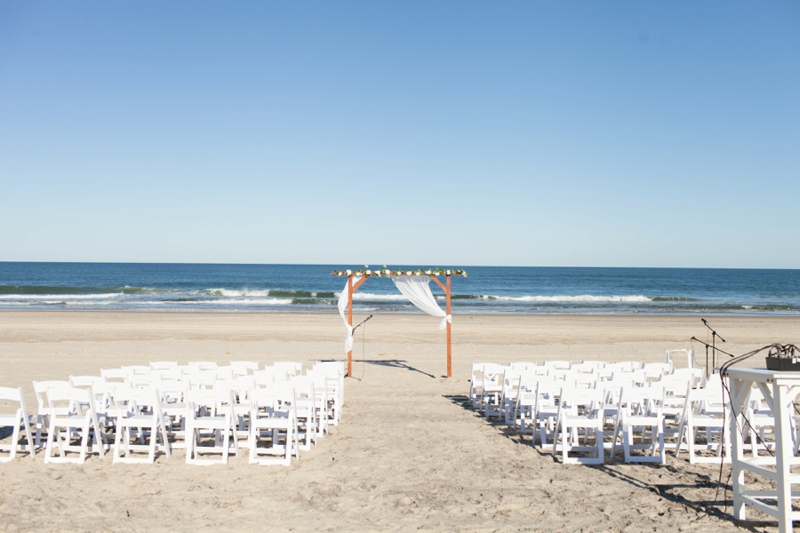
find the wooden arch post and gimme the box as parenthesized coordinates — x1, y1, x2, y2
(346, 274, 368, 378)
(430, 274, 452, 378)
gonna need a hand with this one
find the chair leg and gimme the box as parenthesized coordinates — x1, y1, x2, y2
(160, 416, 171, 458)
(23, 415, 35, 459)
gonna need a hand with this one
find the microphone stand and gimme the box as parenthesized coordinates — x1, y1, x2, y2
(692, 319, 733, 375)
(352, 314, 373, 335)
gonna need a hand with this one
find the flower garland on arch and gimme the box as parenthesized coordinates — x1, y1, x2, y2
(331, 266, 468, 278)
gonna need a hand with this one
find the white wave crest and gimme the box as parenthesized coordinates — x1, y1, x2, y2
(205, 288, 272, 297)
(0, 293, 124, 300)
(199, 298, 292, 306)
(351, 293, 409, 301)
(484, 294, 652, 303)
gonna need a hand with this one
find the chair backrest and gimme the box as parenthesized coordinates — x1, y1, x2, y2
(313, 362, 345, 376)
(573, 373, 598, 389)
(189, 370, 219, 389)
(671, 367, 704, 388)
(151, 368, 182, 381)
(560, 386, 606, 416)
(121, 365, 151, 376)
(253, 370, 276, 387)
(666, 349, 694, 370)
(0, 387, 26, 411)
(32, 380, 72, 410)
(70, 375, 107, 388)
(100, 368, 127, 382)
(570, 363, 597, 374)
(249, 387, 279, 412)
(620, 383, 665, 415)
(643, 363, 672, 380)
(255, 368, 288, 384)
(581, 360, 607, 369)
(46, 385, 94, 415)
(114, 386, 160, 413)
(186, 388, 235, 416)
(157, 379, 188, 402)
(188, 361, 218, 371)
(508, 362, 536, 370)
(543, 360, 571, 370)
(271, 386, 298, 418)
(150, 361, 178, 370)
(535, 381, 563, 407)
(215, 377, 256, 402)
(230, 361, 259, 375)
(551, 369, 577, 382)
(272, 362, 303, 377)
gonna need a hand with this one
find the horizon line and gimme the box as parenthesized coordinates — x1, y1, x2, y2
(0, 260, 798, 271)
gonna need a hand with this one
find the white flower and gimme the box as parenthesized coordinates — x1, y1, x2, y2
(346, 270, 352, 275)
(406, 271, 412, 276)
(425, 270, 432, 275)
(366, 270, 372, 275)
(446, 270, 452, 275)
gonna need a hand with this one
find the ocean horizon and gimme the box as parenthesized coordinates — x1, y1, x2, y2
(1, 262, 799, 316)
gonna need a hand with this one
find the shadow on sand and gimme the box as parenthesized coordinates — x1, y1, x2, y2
(317, 358, 438, 380)
(441, 393, 770, 532)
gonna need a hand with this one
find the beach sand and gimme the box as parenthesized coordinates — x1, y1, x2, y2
(0, 311, 796, 532)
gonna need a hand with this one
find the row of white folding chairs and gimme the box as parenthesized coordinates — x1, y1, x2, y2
(27, 378, 324, 465)
(101, 361, 303, 381)
(25, 361, 345, 463)
(521, 374, 740, 465)
(470, 361, 735, 465)
(470, 361, 678, 411)
(478, 363, 692, 421)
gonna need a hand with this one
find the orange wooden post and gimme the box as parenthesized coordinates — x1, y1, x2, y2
(446, 275, 452, 378)
(347, 275, 353, 378)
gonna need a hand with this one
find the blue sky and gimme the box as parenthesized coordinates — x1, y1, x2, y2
(1, 2, 798, 268)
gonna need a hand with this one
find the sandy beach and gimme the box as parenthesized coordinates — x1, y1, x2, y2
(0, 311, 797, 532)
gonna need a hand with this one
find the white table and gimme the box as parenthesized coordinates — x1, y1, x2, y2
(725, 367, 800, 533)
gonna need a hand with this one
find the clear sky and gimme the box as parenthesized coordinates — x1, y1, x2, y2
(1, 2, 798, 268)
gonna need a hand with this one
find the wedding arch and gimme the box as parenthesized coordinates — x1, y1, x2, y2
(332, 267, 467, 378)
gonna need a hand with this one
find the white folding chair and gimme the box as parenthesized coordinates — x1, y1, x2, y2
(535, 382, 563, 449)
(304, 371, 338, 429)
(612, 384, 666, 464)
(248, 387, 298, 466)
(675, 385, 731, 463)
(158, 379, 190, 449)
(293, 374, 329, 437)
(289, 380, 317, 450)
(112, 387, 171, 464)
(0, 387, 35, 461)
(310, 362, 345, 425)
(215, 377, 256, 446)
(481, 365, 508, 418)
(44, 386, 106, 464)
(552, 387, 605, 465)
(32, 380, 72, 449)
(185, 389, 239, 465)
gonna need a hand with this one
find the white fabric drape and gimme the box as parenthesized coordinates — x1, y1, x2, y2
(337, 277, 360, 353)
(392, 275, 451, 330)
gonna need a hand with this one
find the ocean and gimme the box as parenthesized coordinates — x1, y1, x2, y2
(0, 262, 799, 315)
